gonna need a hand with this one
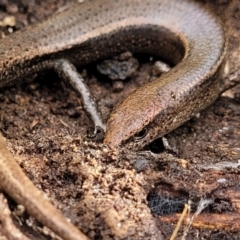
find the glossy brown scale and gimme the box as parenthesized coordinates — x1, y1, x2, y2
(0, 0, 227, 239)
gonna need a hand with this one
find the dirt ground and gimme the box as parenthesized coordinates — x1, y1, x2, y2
(0, 0, 240, 239)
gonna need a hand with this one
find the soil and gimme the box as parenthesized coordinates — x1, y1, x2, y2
(0, 0, 240, 239)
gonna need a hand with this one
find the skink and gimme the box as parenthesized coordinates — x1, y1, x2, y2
(0, 0, 227, 239)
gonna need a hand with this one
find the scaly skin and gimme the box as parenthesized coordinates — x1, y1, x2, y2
(0, 0, 227, 239)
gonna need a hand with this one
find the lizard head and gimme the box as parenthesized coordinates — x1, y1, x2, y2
(103, 80, 172, 151)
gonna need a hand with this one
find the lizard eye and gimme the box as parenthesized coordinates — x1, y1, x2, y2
(133, 128, 148, 141)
